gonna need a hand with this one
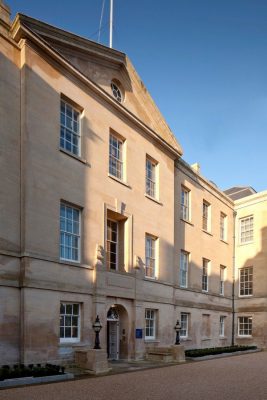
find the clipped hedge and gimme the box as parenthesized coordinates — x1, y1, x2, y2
(185, 345, 257, 358)
(0, 363, 65, 381)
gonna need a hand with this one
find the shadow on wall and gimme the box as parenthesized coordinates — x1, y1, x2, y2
(0, 46, 121, 363)
(0, 49, 23, 365)
(173, 164, 234, 348)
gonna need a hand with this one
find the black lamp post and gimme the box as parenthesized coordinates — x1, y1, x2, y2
(174, 319, 181, 345)
(93, 315, 102, 349)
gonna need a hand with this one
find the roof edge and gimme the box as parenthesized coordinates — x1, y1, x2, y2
(10, 17, 182, 159)
(176, 158, 234, 206)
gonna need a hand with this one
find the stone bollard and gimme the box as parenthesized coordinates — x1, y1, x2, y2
(171, 345, 186, 362)
(75, 348, 110, 374)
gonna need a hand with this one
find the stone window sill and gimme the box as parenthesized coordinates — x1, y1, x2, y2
(144, 276, 158, 282)
(238, 241, 254, 247)
(108, 173, 131, 189)
(59, 260, 93, 269)
(202, 229, 213, 237)
(108, 268, 132, 276)
(144, 194, 163, 206)
(180, 218, 194, 226)
(181, 337, 192, 342)
(60, 148, 90, 166)
(237, 336, 253, 339)
(59, 340, 80, 347)
(145, 339, 160, 344)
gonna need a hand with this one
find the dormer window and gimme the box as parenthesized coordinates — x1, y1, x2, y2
(111, 81, 123, 103)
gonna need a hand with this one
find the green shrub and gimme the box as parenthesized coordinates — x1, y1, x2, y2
(0, 363, 65, 381)
(185, 345, 257, 358)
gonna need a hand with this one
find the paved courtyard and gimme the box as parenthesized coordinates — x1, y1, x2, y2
(2, 351, 267, 400)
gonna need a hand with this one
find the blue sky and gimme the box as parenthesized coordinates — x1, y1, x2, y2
(8, 0, 267, 191)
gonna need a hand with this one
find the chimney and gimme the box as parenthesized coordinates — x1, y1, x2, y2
(0, 1, 11, 37)
(191, 163, 201, 174)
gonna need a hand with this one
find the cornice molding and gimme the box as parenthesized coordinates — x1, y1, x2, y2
(12, 13, 126, 66)
(11, 16, 182, 159)
(176, 158, 234, 207)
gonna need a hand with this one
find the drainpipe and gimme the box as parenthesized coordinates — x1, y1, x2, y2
(232, 211, 237, 346)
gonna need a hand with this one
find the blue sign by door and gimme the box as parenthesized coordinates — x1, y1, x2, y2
(135, 328, 143, 339)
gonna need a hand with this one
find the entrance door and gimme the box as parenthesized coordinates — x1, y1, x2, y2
(108, 320, 119, 360)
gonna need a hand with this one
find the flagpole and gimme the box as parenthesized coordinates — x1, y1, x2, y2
(109, 0, 113, 48)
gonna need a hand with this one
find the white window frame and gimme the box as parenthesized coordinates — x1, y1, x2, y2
(60, 302, 80, 343)
(181, 186, 190, 221)
(238, 316, 252, 337)
(239, 267, 253, 297)
(219, 316, 225, 337)
(180, 250, 189, 288)
(180, 313, 189, 338)
(146, 156, 157, 199)
(60, 202, 81, 263)
(240, 216, 254, 244)
(60, 99, 81, 156)
(145, 309, 156, 340)
(202, 201, 211, 232)
(220, 265, 226, 296)
(145, 234, 157, 279)
(107, 219, 118, 271)
(109, 133, 124, 180)
(111, 82, 123, 103)
(220, 212, 227, 241)
(202, 258, 209, 292)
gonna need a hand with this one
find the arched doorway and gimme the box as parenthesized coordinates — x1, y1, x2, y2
(107, 304, 129, 360)
(107, 306, 119, 360)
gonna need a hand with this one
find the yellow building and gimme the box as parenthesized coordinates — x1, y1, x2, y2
(227, 188, 267, 349)
(0, 1, 265, 365)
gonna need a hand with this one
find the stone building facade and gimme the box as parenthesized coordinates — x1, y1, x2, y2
(0, 1, 266, 365)
(233, 190, 267, 349)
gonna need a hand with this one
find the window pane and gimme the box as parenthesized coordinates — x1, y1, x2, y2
(239, 267, 253, 296)
(109, 134, 123, 179)
(60, 101, 65, 114)
(146, 158, 156, 198)
(66, 304, 72, 314)
(60, 100, 81, 156)
(60, 203, 80, 261)
(145, 235, 156, 278)
(60, 303, 65, 314)
(72, 327, 78, 338)
(65, 327, 71, 338)
(145, 309, 156, 339)
(107, 220, 118, 270)
(60, 303, 80, 341)
(240, 216, 253, 243)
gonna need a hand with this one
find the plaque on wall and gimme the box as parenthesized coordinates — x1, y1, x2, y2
(135, 329, 143, 339)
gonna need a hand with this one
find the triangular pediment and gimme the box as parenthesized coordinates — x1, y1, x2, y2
(13, 14, 183, 155)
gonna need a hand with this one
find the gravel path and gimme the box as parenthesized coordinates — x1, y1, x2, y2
(2, 352, 267, 400)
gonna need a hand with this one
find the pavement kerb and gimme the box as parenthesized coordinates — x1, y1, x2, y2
(0, 349, 261, 390)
